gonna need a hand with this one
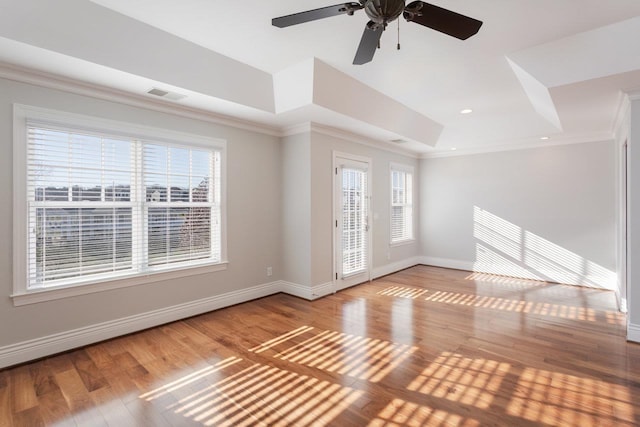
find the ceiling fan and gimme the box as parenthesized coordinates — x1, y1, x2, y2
(272, 0, 483, 65)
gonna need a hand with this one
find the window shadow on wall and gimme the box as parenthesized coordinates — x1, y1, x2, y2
(473, 206, 616, 289)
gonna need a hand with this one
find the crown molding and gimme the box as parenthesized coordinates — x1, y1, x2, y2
(420, 131, 614, 159)
(612, 92, 631, 142)
(281, 122, 313, 137)
(0, 62, 622, 162)
(0, 62, 282, 137)
(0, 62, 421, 159)
(281, 122, 419, 158)
(628, 89, 640, 101)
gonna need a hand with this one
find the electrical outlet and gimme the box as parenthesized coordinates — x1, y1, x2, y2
(267, 267, 273, 277)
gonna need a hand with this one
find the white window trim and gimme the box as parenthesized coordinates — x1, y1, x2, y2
(389, 162, 415, 246)
(12, 104, 228, 306)
(390, 239, 415, 248)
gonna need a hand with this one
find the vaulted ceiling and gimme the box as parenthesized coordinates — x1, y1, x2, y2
(2, 0, 640, 156)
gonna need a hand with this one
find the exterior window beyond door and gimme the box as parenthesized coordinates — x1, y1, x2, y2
(390, 165, 413, 244)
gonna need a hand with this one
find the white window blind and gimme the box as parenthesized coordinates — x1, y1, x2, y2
(26, 123, 221, 290)
(391, 167, 413, 243)
(342, 166, 368, 276)
(142, 143, 220, 267)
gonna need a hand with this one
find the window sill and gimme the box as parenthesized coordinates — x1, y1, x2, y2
(11, 261, 228, 306)
(390, 239, 416, 248)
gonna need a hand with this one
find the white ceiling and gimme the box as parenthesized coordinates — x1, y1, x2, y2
(2, 0, 640, 156)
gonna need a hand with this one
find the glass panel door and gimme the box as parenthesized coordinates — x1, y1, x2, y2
(334, 155, 371, 290)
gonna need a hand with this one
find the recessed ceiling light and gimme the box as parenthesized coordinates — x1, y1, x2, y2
(451, 147, 457, 151)
(540, 136, 550, 140)
(460, 109, 473, 114)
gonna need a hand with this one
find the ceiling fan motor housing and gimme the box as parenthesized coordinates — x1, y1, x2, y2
(364, 0, 406, 26)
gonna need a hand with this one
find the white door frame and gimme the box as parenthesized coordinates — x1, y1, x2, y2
(620, 139, 629, 313)
(333, 151, 372, 291)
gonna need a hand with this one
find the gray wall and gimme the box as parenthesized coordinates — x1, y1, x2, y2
(309, 131, 421, 285)
(0, 76, 422, 354)
(0, 77, 282, 347)
(279, 130, 421, 291)
(421, 141, 617, 289)
(2, 73, 627, 356)
(281, 133, 311, 286)
(629, 99, 640, 329)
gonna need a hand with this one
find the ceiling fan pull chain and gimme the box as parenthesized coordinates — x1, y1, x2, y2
(397, 17, 401, 50)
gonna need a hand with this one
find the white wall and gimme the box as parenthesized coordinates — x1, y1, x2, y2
(0, 77, 282, 349)
(420, 141, 617, 289)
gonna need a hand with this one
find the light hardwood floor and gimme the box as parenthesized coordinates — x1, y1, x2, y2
(1, 265, 639, 426)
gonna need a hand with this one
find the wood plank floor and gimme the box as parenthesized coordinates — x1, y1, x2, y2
(1, 265, 639, 426)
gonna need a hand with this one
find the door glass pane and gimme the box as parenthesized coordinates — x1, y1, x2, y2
(342, 167, 367, 277)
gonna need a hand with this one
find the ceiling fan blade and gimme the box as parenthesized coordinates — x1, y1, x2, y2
(404, 1, 482, 40)
(272, 3, 363, 28)
(353, 23, 384, 65)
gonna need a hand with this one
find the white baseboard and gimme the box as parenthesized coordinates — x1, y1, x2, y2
(0, 281, 281, 369)
(419, 256, 617, 290)
(0, 277, 348, 368)
(372, 256, 422, 279)
(419, 256, 474, 272)
(620, 297, 628, 313)
(3, 254, 619, 368)
(280, 281, 312, 300)
(281, 281, 334, 300)
(628, 323, 640, 343)
(311, 282, 335, 299)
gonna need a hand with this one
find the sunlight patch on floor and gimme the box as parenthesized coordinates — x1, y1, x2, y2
(368, 398, 477, 427)
(248, 326, 314, 354)
(408, 352, 511, 410)
(273, 329, 417, 382)
(421, 290, 623, 324)
(168, 362, 363, 426)
(465, 271, 548, 287)
(248, 325, 417, 383)
(375, 283, 623, 324)
(377, 285, 429, 299)
(507, 367, 635, 426)
(139, 356, 243, 401)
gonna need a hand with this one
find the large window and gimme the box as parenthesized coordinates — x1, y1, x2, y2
(390, 164, 414, 244)
(13, 105, 225, 303)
